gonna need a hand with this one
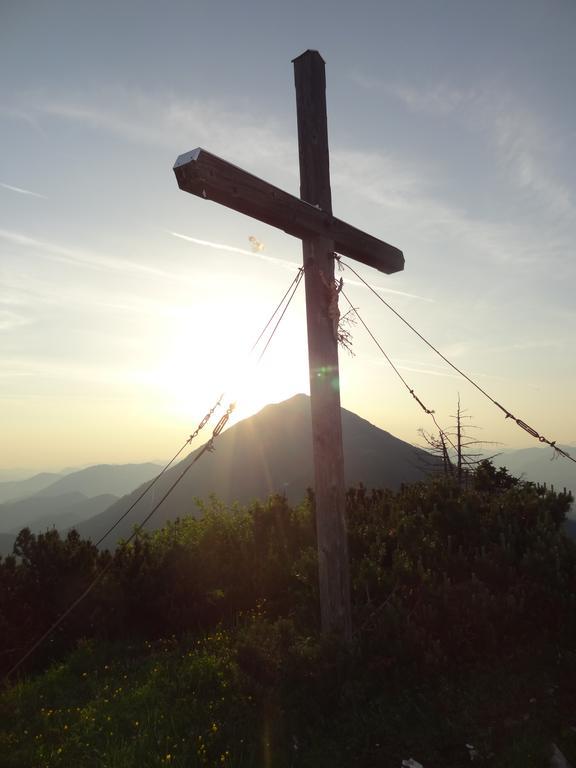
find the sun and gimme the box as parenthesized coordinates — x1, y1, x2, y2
(144, 291, 309, 431)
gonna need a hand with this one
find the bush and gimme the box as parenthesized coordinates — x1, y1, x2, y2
(1, 463, 574, 679)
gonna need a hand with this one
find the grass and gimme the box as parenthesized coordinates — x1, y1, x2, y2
(3, 623, 576, 767)
(1, 633, 257, 768)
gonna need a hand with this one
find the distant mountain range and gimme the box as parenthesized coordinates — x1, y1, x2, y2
(496, 445, 576, 500)
(1, 396, 574, 557)
(73, 394, 438, 548)
(0, 463, 162, 505)
(33, 463, 163, 499)
(1, 493, 118, 534)
(0, 473, 63, 504)
(0, 463, 162, 554)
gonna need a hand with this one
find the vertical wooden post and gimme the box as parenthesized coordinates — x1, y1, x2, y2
(293, 50, 352, 641)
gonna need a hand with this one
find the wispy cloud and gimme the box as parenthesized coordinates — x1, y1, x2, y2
(0, 182, 47, 199)
(386, 82, 476, 115)
(490, 109, 575, 221)
(330, 145, 547, 267)
(478, 338, 563, 356)
(332, 138, 576, 274)
(340, 273, 433, 302)
(331, 146, 427, 212)
(169, 231, 299, 271)
(365, 355, 464, 384)
(0, 228, 180, 281)
(374, 356, 463, 380)
(351, 69, 477, 113)
(37, 90, 297, 181)
(0, 105, 47, 135)
(0, 308, 33, 332)
(361, 74, 576, 223)
(24, 86, 576, 273)
(397, 363, 462, 380)
(394, 358, 520, 388)
(0, 272, 171, 319)
(0, 357, 134, 385)
(170, 231, 434, 301)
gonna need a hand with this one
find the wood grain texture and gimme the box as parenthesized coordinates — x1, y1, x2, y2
(173, 148, 404, 275)
(294, 50, 352, 642)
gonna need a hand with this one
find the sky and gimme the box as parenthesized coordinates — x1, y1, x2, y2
(1, 0, 575, 475)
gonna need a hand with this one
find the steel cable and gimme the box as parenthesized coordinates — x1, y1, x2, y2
(340, 288, 470, 468)
(94, 394, 224, 548)
(340, 259, 576, 465)
(3, 405, 234, 683)
(3, 269, 306, 681)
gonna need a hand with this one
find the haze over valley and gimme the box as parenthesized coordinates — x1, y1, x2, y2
(1, 395, 573, 556)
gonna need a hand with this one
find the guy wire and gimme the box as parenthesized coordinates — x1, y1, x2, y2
(340, 259, 576, 465)
(94, 393, 224, 548)
(96, 266, 305, 549)
(340, 288, 468, 467)
(3, 405, 234, 683)
(3, 268, 306, 681)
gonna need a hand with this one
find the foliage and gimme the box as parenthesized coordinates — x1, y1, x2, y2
(346, 461, 576, 672)
(3, 617, 576, 767)
(1, 463, 576, 765)
(0, 494, 316, 674)
(0, 633, 257, 768)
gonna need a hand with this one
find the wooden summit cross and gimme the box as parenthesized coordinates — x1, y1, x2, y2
(173, 50, 404, 641)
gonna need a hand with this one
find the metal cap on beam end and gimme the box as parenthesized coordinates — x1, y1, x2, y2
(173, 148, 203, 170)
(292, 49, 325, 64)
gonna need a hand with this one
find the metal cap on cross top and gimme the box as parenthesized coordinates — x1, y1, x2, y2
(173, 50, 405, 641)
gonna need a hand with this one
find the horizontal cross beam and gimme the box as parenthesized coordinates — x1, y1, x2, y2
(173, 148, 404, 275)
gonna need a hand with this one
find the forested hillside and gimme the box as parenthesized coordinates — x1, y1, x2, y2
(1, 463, 576, 766)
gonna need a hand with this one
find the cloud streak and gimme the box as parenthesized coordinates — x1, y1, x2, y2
(21, 87, 576, 279)
(0, 182, 47, 199)
(170, 232, 434, 301)
(0, 357, 134, 385)
(340, 274, 433, 302)
(490, 108, 575, 221)
(0, 228, 182, 281)
(0, 309, 33, 332)
(373, 77, 576, 223)
(332, 139, 574, 268)
(169, 231, 299, 271)
(37, 90, 297, 181)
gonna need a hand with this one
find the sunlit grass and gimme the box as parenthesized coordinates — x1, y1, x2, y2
(0, 633, 256, 768)
(3, 627, 576, 767)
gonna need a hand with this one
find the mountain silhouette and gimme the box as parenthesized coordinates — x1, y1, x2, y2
(74, 394, 438, 547)
(0, 492, 119, 537)
(0, 463, 164, 556)
(32, 463, 163, 499)
(0, 473, 63, 504)
(496, 445, 576, 500)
